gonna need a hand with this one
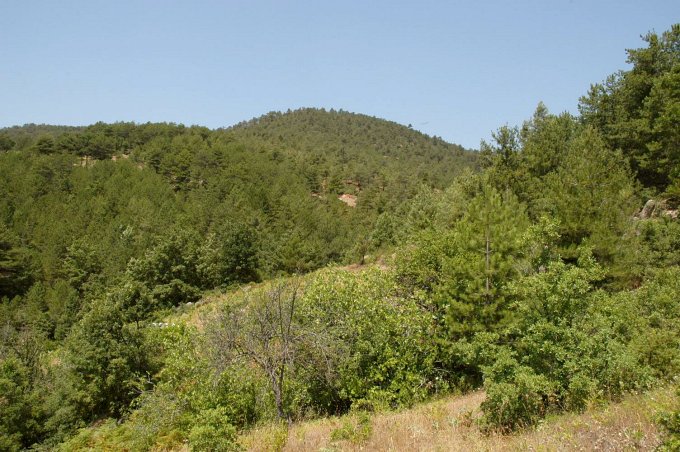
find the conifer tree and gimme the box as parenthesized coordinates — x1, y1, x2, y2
(539, 127, 637, 263)
(435, 184, 529, 340)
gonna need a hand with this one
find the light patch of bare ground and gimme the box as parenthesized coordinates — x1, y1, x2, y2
(240, 387, 676, 452)
(338, 193, 357, 207)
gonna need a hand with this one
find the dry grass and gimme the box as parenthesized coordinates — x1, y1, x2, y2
(239, 387, 676, 451)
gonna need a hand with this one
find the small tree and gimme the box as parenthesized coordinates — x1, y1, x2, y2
(211, 279, 303, 420)
(0, 225, 35, 299)
(435, 184, 529, 340)
(0, 133, 15, 152)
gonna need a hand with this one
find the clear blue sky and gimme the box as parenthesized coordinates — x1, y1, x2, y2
(1, 1, 677, 149)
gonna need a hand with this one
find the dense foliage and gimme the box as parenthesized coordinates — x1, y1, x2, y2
(579, 24, 680, 195)
(1, 25, 679, 450)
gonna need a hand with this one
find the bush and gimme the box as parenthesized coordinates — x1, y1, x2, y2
(298, 268, 442, 413)
(478, 260, 680, 430)
(187, 407, 239, 452)
(659, 387, 680, 451)
(330, 411, 373, 444)
(482, 370, 556, 431)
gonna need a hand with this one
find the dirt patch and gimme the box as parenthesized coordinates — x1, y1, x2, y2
(338, 194, 357, 207)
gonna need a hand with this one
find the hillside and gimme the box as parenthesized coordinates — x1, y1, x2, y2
(225, 108, 476, 191)
(241, 387, 676, 451)
(0, 111, 476, 285)
(46, 264, 680, 451)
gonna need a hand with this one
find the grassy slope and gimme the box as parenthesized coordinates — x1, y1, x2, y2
(242, 387, 676, 451)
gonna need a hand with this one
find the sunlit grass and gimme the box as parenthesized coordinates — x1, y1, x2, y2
(240, 386, 677, 451)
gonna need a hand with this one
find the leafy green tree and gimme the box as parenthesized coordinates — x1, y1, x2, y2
(0, 357, 41, 451)
(483, 107, 638, 271)
(613, 216, 680, 287)
(520, 106, 577, 176)
(217, 223, 260, 285)
(54, 133, 85, 154)
(124, 228, 204, 311)
(515, 108, 580, 211)
(394, 171, 485, 297)
(83, 133, 115, 160)
(0, 133, 15, 152)
(33, 136, 56, 155)
(579, 25, 680, 192)
(62, 239, 103, 293)
(45, 298, 153, 437)
(298, 268, 440, 412)
(479, 255, 680, 431)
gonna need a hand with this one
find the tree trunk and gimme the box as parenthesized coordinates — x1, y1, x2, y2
(485, 227, 491, 303)
(270, 370, 285, 419)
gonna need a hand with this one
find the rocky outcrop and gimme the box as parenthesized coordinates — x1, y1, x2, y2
(637, 199, 679, 220)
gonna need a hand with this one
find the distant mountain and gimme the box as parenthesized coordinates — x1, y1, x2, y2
(225, 108, 477, 192)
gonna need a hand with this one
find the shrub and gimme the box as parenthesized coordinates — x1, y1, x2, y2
(478, 259, 680, 430)
(659, 387, 680, 451)
(330, 411, 373, 444)
(187, 407, 239, 451)
(298, 268, 441, 413)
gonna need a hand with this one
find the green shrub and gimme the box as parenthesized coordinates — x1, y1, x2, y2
(658, 386, 680, 451)
(330, 411, 373, 444)
(482, 370, 556, 431)
(478, 260, 680, 431)
(299, 268, 441, 413)
(187, 407, 239, 451)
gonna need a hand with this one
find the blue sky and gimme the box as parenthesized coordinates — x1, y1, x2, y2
(1, 1, 677, 149)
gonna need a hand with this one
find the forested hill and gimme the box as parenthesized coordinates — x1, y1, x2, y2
(226, 108, 476, 190)
(0, 112, 476, 446)
(0, 124, 85, 147)
(0, 111, 476, 293)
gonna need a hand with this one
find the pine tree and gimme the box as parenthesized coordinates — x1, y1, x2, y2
(539, 127, 637, 263)
(435, 184, 529, 340)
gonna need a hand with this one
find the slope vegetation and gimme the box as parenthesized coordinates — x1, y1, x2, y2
(242, 387, 676, 451)
(226, 108, 476, 191)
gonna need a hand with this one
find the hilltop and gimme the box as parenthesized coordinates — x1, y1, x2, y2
(225, 108, 476, 190)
